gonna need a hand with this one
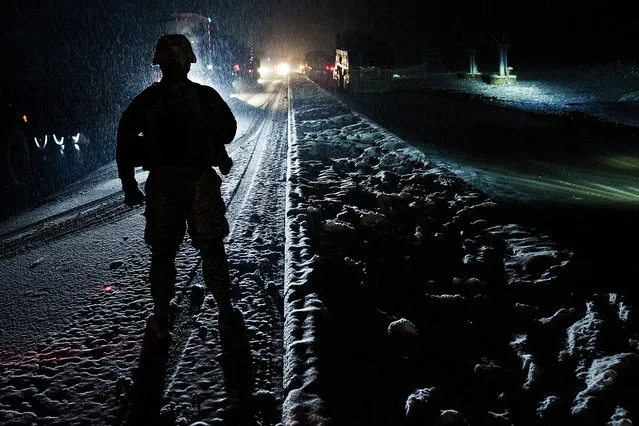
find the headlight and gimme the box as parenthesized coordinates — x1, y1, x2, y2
(276, 63, 289, 76)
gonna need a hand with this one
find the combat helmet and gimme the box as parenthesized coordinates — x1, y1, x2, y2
(152, 34, 197, 65)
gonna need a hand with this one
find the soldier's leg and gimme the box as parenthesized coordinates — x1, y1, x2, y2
(187, 169, 237, 327)
(149, 245, 179, 317)
(144, 171, 187, 337)
(200, 239, 234, 319)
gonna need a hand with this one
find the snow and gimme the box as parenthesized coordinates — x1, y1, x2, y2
(282, 72, 639, 425)
(393, 62, 639, 127)
(1, 65, 639, 425)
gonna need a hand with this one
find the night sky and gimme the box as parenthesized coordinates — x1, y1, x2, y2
(1, 0, 636, 81)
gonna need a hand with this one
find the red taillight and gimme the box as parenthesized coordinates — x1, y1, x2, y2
(233, 64, 240, 72)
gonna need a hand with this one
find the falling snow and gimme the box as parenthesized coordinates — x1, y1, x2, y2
(1, 57, 639, 425)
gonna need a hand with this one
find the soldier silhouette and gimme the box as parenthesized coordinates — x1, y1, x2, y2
(116, 34, 243, 341)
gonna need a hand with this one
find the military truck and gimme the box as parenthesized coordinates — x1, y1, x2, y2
(1, 76, 115, 213)
(304, 50, 334, 76)
(161, 13, 261, 93)
(232, 45, 261, 91)
(333, 31, 394, 93)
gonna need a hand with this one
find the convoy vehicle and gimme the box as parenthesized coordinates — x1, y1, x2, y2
(1, 78, 116, 215)
(304, 50, 335, 77)
(163, 13, 260, 93)
(232, 45, 261, 90)
(333, 31, 394, 93)
(1, 92, 32, 196)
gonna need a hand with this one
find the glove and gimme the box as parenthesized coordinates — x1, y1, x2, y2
(123, 184, 145, 207)
(219, 154, 233, 176)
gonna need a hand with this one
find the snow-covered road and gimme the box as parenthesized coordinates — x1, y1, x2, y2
(0, 76, 289, 425)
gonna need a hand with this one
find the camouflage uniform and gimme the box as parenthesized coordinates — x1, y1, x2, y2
(116, 68, 237, 325)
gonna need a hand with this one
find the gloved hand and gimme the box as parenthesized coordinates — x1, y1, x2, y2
(219, 154, 233, 176)
(123, 183, 145, 207)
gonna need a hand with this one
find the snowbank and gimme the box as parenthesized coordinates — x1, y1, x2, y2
(282, 75, 601, 425)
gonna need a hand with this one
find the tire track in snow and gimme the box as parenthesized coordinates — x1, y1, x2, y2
(0, 192, 136, 260)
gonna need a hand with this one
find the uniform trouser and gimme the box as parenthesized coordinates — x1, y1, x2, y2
(144, 167, 231, 316)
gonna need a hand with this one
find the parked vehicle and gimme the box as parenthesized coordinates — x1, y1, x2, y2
(333, 31, 394, 93)
(1, 78, 114, 211)
(1, 93, 32, 195)
(304, 50, 335, 77)
(232, 45, 261, 90)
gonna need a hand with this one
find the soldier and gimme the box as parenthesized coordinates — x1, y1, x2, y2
(116, 34, 241, 340)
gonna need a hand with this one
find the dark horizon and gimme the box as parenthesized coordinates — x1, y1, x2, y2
(1, 0, 636, 78)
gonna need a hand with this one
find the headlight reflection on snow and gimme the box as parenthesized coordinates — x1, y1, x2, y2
(34, 135, 48, 149)
(451, 149, 639, 206)
(34, 132, 84, 155)
(53, 134, 65, 153)
(230, 93, 272, 109)
(493, 171, 639, 204)
(71, 133, 82, 151)
(484, 82, 583, 109)
(598, 154, 639, 172)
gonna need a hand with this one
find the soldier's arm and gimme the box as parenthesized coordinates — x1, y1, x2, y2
(206, 89, 237, 145)
(116, 95, 145, 189)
